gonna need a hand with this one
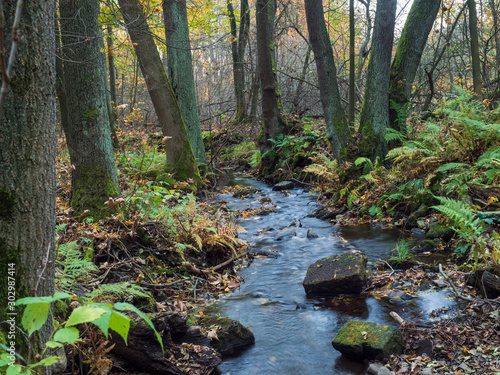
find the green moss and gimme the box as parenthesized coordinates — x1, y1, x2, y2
(165, 138, 202, 190)
(70, 163, 120, 220)
(82, 107, 98, 121)
(0, 189, 16, 221)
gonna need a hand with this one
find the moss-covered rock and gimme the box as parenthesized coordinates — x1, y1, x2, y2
(272, 181, 294, 191)
(201, 315, 255, 356)
(426, 222, 455, 241)
(303, 252, 368, 296)
(332, 319, 404, 361)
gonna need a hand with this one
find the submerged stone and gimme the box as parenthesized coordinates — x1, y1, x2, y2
(332, 319, 404, 361)
(303, 252, 368, 296)
(272, 180, 294, 191)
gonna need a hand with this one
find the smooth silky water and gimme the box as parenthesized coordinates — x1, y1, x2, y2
(214, 174, 457, 375)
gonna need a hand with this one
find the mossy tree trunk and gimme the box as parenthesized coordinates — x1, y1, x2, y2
(0, 0, 57, 368)
(164, 0, 206, 164)
(358, 0, 396, 161)
(467, 0, 483, 99)
(118, 0, 201, 184)
(305, 0, 350, 162)
(59, 0, 120, 219)
(227, 0, 250, 123)
(256, 0, 287, 173)
(389, 0, 440, 135)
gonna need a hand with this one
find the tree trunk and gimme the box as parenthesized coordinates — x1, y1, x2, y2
(358, 0, 397, 160)
(59, 0, 120, 219)
(164, 0, 206, 164)
(292, 45, 312, 114)
(357, 0, 372, 81)
(107, 26, 120, 148)
(256, 0, 287, 172)
(389, 0, 440, 135)
(468, 0, 483, 99)
(349, 0, 355, 128)
(118, 0, 200, 183)
(0, 0, 57, 368)
(305, 0, 350, 161)
(490, 0, 500, 83)
(55, 18, 70, 137)
(227, 0, 250, 123)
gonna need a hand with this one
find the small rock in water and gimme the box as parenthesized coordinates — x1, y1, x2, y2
(272, 180, 294, 191)
(432, 278, 447, 288)
(419, 368, 433, 375)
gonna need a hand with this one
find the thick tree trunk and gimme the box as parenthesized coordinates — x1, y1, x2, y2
(118, 0, 200, 183)
(164, 0, 206, 164)
(227, 0, 250, 123)
(256, 0, 286, 172)
(107, 26, 120, 148)
(389, 0, 440, 134)
(59, 0, 120, 219)
(468, 0, 483, 99)
(358, 0, 396, 160)
(0, 0, 57, 369)
(305, 0, 350, 161)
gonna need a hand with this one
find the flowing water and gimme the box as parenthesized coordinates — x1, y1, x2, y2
(214, 174, 457, 375)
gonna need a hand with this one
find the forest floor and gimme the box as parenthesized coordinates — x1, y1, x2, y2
(55, 111, 500, 374)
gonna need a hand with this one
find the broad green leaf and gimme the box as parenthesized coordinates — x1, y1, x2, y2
(28, 355, 59, 368)
(45, 341, 64, 348)
(6, 364, 23, 375)
(114, 302, 164, 353)
(88, 304, 113, 338)
(16, 292, 71, 306)
(66, 306, 106, 327)
(21, 303, 50, 337)
(108, 310, 131, 344)
(0, 352, 11, 366)
(53, 327, 79, 344)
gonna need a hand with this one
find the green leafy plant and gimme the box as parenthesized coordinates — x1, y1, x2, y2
(55, 240, 98, 292)
(392, 239, 412, 265)
(1, 293, 163, 374)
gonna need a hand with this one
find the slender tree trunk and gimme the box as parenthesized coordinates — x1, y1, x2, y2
(490, 0, 500, 83)
(55, 18, 70, 137)
(256, 0, 287, 173)
(389, 0, 440, 134)
(118, 0, 201, 183)
(0, 0, 57, 369)
(107, 26, 120, 148)
(292, 45, 312, 114)
(305, 0, 350, 161)
(349, 0, 355, 128)
(164, 0, 206, 164)
(59, 0, 120, 219)
(358, 0, 397, 160)
(357, 0, 372, 81)
(227, 0, 250, 123)
(468, 0, 483, 99)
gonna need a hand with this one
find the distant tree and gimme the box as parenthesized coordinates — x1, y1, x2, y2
(164, 0, 206, 163)
(467, 0, 482, 99)
(106, 25, 120, 148)
(59, 0, 120, 218)
(118, 0, 201, 183)
(358, 0, 397, 160)
(227, 0, 251, 123)
(357, 0, 372, 81)
(389, 0, 440, 134)
(304, 0, 350, 161)
(349, 0, 355, 128)
(0, 0, 57, 365)
(256, 0, 287, 172)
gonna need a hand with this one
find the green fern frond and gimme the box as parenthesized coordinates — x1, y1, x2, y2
(435, 162, 470, 173)
(82, 282, 150, 302)
(432, 196, 483, 234)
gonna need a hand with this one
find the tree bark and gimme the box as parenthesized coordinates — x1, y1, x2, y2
(0, 0, 57, 368)
(164, 0, 206, 164)
(227, 0, 250, 123)
(305, 0, 350, 161)
(118, 0, 201, 183)
(59, 0, 120, 219)
(55, 18, 70, 137)
(256, 0, 287, 172)
(358, 0, 397, 160)
(357, 0, 372, 81)
(349, 0, 355, 128)
(107, 26, 120, 148)
(468, 0, 483, 99)
(389, 0, 440, 134)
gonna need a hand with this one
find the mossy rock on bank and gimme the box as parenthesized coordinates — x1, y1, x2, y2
(232, 186, 259, 198)
(303, 252, 368, 296)
(426, 222, 455, 241)
(201, 315, 255, 356)
(332, 319, 404, 361)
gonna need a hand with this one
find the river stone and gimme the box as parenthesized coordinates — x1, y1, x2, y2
(303, 252, 368, 296)
(272, 180, 294, 191)
(426, 222, 455, 241)
(202, 316, 255, 356)
(332, 319, 404, 361)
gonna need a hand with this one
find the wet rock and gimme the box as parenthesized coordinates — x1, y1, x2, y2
(367, 362, 394, 375)
(272, 180, 294, 191)
(415, 339, 433, 357)
(332, 319, 404, 361)
(419, 368, 433, 375)
(303, 252, 368, 296)
(249, 247, 281, 258)
(306, 229, 319, 238)
(275, 229, 296, 241)
(407, 205, 428, 228)
(431, 278, 447, 288)
(201, 316, 255, 356)
(232, 186, 258, 198)
(426, 222, 455, 242)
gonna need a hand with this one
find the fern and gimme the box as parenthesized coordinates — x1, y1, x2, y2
(56, 240, 98, 292)
(82, 282, 150, 303)
(432, 196, 482, 232)
(435, 162, 470, 173)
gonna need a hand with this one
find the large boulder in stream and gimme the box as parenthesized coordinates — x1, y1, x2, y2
(201, 315, 255, 356)
(332, 319, 404, 361)
(303, 252, 368, 296)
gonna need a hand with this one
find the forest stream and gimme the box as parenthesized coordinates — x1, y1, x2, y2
(213, 174, 461, 375)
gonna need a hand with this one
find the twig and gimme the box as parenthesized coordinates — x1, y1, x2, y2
(33, 243, 52, 296)
(381, 259, 395, 276)
(209, 251, 247, 272)
(193, 278, 198, 302)
(389, 311, 405, 325)
(438, 264, 474, 302)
